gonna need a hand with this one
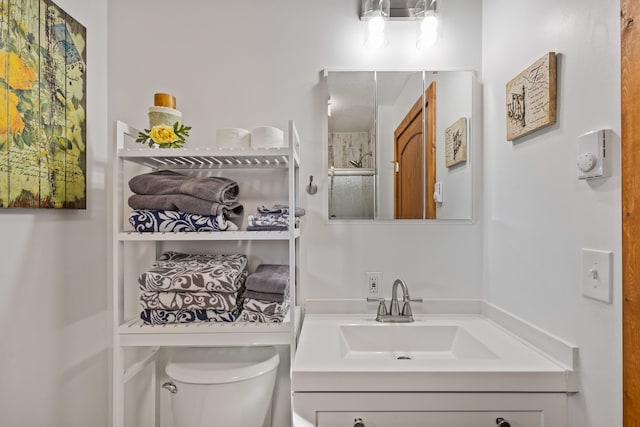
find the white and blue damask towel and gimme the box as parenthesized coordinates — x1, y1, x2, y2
(129, 209, 238, 232)
(141, 307, 241, 325)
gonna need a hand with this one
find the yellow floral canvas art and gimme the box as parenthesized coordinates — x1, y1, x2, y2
(0, 0, 86, 209)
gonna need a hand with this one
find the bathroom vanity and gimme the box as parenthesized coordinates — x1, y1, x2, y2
(293, 393, 566, 426)
(292, 300, 577, 427)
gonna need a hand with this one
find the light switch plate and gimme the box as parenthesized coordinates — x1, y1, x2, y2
(433, 181, 443, 203)
(581, 248, 613, 303)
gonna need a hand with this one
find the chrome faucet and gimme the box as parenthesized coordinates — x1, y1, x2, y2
(367, 279, 423, 323)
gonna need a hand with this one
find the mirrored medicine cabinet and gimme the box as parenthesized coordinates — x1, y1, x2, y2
(325, 69, 476, 222)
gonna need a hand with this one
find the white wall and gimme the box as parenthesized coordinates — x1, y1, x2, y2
(0, 0, 109, 425)
(432, 71, 474, 220)
(482, 0, 621, 426)
(107, 0, 484, 304)
(108, 1, 481, 425)
(106, 1, 622, 426)
(0, 0, 621, 425)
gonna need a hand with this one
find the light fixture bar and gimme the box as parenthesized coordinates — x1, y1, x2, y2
(360, 0, 440, 49)
(360, 0, 433, 20)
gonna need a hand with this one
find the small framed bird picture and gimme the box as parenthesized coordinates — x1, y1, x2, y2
(445, 117, 468, 168)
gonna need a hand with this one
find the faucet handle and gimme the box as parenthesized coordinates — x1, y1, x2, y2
(366, 297, 388, 319)
(401, 297, 423, 319)
(401, 301, 413, 318)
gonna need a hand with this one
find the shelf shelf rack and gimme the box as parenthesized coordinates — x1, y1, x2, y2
(111, 120, 301, 427)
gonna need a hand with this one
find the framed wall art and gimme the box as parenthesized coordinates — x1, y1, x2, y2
(0, 0, 86, 209)
(445, 117, 467, 168)
(506, 52, 557, 141)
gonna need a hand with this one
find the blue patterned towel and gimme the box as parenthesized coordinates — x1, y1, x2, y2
(140, 307, 241, 324)
(129, 209, 238, 232)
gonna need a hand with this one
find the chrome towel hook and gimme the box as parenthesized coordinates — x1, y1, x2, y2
(306, 175, 318, 195)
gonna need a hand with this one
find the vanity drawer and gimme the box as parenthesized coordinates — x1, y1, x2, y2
(318, 411, 540, 427)
(294, 392, 567, 427)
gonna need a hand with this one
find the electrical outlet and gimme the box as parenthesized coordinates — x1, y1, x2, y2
(366, 272, 382, 296)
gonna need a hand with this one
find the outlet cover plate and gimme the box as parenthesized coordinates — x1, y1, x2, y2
(366, 272, 382, 296)
(581, 248, 612, 303)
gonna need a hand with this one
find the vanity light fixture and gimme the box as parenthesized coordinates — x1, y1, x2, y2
(362, 0, 390, 49)
(361, 0, 439, 50)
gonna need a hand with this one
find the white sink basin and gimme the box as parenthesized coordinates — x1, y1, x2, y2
(339, 324, 498, 360)
(292, 315, 577, 393)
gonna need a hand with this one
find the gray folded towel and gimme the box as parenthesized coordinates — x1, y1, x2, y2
(128, 193, 243, 217)
(257, 204, 306, 217)
(243, 289, 287, 303)
(129, 170, 239, 204)
(247, 213, 299, 230)
(245, 264, 289, 294)
(246, 225, 287, 231)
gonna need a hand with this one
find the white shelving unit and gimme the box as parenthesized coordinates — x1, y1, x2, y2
(111, 120, 301, 427)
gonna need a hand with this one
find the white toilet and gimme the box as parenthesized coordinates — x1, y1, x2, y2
(163, 346, 280, 427)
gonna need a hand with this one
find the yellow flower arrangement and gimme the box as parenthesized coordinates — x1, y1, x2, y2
(136, 122, 191, 149)
(149, 125, 178, 144)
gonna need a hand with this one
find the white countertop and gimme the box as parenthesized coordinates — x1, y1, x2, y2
(292, 313, 578, 393)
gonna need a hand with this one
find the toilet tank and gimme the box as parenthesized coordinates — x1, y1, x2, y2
(164, 346, 279, 427)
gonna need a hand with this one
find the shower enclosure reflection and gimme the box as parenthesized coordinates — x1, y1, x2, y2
(325, 69, 475, 221)
(327, 71, 376, 219)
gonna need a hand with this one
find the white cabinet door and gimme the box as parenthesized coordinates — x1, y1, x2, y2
(294, 392, 566, 427)
(318, 411, 539, 427)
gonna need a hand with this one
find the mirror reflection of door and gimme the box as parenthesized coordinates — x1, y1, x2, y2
(394, 82, 436, 219)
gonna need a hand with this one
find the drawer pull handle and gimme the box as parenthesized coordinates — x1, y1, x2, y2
(496, 417, 511, 427)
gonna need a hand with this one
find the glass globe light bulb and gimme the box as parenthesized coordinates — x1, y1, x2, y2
(417, 12, 438, 49)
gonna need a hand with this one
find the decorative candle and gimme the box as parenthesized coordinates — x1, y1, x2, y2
(153, 93, 176, 109)
(148, 106, 182, 127)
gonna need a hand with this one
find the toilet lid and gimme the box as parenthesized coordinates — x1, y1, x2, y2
(166, 346, 280, 384)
